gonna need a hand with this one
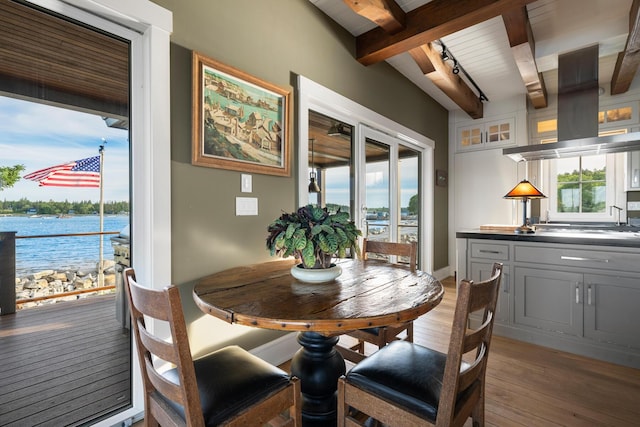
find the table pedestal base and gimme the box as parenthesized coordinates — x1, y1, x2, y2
(290, 332, 346, 427)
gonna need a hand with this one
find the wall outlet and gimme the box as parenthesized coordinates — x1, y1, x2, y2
(628, 201, 640, 211)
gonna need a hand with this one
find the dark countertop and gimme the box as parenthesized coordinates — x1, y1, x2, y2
(456, 227, 640, 249)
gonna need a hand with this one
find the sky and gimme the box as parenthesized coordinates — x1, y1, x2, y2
(0, 96, 129, 203)
(312, 158, 419, 209)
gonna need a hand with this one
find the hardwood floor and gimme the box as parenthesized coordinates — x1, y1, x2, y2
(331, 276, 640, 426)
(136, 276, 640, 426)
(0, 295, 131, 427)
(414, 278, 640, 426)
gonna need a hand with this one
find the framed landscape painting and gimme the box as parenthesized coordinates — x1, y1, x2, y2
(192, 52, 291, 176)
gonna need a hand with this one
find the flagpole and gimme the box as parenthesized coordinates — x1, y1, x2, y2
(98, 143, 105, 287)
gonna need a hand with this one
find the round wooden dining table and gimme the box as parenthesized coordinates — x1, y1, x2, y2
(193, 258, 444, 427)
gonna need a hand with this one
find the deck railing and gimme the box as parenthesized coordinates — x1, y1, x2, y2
(0, 230, 124, 314)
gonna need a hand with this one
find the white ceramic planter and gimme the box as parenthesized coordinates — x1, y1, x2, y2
(290, 264, 342, 283)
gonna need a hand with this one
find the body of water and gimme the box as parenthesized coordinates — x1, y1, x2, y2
(0, 215, 129, 276)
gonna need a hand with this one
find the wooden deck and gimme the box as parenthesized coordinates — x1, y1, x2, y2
(0, 295, 131, 427)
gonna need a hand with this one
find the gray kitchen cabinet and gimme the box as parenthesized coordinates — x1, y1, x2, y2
(459, 236, 640, 369)
(514, 268, 640, 349)
(467, 240, 511, 325)
(514, 267, 583, 336)
(470, 261, 510, 323)
(513, 243, 640, 350)
(583, 274, 640, 348)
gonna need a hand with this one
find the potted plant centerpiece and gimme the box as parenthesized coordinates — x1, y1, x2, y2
(266, 204, 361, 283)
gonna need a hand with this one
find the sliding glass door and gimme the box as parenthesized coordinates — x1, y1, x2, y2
(360, 127, 422, 267)
(297, 76, 434, 272)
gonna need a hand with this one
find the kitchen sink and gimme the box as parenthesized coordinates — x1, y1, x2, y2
(535, 224, 640, 239)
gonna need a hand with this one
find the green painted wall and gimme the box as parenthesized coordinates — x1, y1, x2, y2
(153, 0, 449, 351)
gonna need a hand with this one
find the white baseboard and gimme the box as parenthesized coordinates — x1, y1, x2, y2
(250, 332, 300, 366)
(431, 265, 453, 281)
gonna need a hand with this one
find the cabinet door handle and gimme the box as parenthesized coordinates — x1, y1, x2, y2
(587, 285, 592, 305)
(561, 255, 610, 263)
(479, 250, 501, 254)
(575, 285, 580, 304)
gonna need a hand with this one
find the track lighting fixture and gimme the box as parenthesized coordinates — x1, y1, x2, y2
(441, 47, 449, 61)
(437, 40, 488, 103)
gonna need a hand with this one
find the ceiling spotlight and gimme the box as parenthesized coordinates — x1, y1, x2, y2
(452, 60, 460, 74)
(441, 49, 449, 62)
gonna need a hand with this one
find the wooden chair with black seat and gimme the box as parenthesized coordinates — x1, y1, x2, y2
(337, 239, 418, 364)
(123, 268, 301, 427)
(337, 262, 503, 427)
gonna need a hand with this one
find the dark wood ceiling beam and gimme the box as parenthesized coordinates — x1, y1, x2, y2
(343, 0, 406, 34)
(410, 44, 483, 119)
(611, 0, 640, 95)
(502, 7, 548, 108)
(354, 0, 537, 65)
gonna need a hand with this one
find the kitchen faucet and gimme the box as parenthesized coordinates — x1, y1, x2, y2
(610, 205, 623, 226)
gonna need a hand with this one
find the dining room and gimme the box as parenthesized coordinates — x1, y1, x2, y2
(2, 0, 640, 426)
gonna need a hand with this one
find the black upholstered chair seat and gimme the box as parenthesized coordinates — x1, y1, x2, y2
(163, 345, 292, 426)
(360, 327, 380, 336)
(345, 340, 469, 422)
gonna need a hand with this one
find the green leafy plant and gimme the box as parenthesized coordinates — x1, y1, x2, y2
(266, 204, 361, 269)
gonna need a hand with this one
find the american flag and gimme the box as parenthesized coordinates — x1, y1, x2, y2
(23, 156, 101, 188)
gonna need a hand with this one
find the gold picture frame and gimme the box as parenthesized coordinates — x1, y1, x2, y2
(192, 52, 291, 176)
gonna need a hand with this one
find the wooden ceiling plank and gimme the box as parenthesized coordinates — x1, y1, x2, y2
(0, 54, 126, 89)
(611, 0, 640, 95)
(343, 0, 406, 34)
(0, 15, 128, 66)
(412, 43, 483, 119)
(502, 7, 548, 108)
(354, 0, 536, 65)
(0, 0, 129, 109)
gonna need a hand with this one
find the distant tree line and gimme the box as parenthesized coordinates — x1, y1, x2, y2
(0, 198, 129, 215)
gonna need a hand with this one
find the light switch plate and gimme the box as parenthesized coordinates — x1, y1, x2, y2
(236, 197, 258, 216)
(241, 174, 252, 193)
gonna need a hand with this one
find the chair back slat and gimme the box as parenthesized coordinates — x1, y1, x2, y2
(145, 357, 186, 404)
(462, 312, 493, 354)
(124, 268, 205, 427)
(136, 320, 181, 363)
(363, 239, 417, 271)
(457, 344, 486, 392)
(436, 262, 503, 426)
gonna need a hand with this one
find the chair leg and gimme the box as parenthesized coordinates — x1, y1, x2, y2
(471, 388, 485, 427)
(337, 377, 346, 427)
(405, 322, 414, 343)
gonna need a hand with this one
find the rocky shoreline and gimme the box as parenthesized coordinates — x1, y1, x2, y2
(15, 259, 118, 309)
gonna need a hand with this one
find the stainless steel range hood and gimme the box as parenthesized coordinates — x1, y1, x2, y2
(503, 132, 640, 161)
(504, 45, 640, 161)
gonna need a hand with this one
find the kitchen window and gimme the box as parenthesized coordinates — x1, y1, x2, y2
(548, 154, 615, 220)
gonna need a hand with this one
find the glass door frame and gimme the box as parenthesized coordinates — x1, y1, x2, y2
(26, 1, 173, 425)
(359, 125, 424, 258)
(297, 76, 435, 272)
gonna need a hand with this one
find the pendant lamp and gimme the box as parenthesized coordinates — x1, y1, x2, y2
(309, 138, 321, 193)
